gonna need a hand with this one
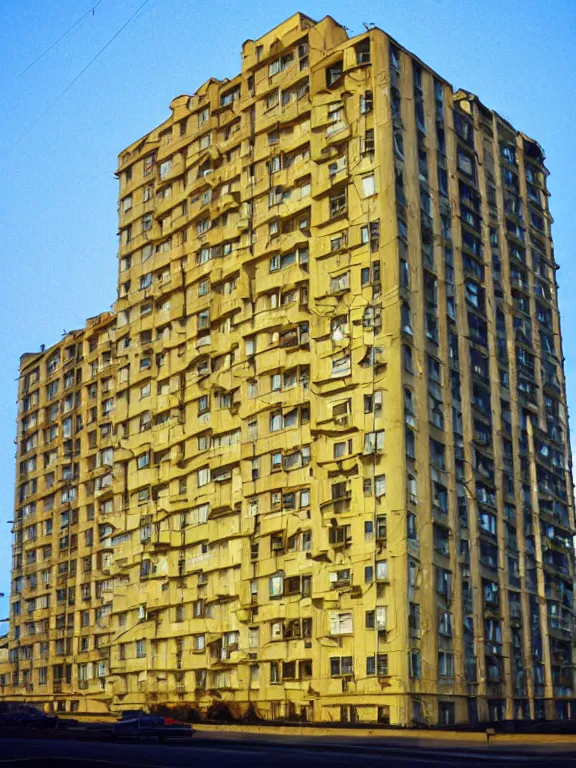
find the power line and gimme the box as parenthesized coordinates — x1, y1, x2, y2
(14, 0, 154, 147)
(9, 0, 104, 88)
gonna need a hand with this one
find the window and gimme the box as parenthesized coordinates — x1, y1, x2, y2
(159, 159, 172, 179)
(438, 651, 454, 678)
(375, 514, 387, 543)
(457, 148, 474, 178)
(334, 439, 352, 459)
(329, 611, 353, 635)
(430, 438, 445, 470)
(409, 603, 420, 635)
(360, 90, 373, 114)
(364, 430, 384, 455)
(401, 301, 412, 334)
(501, 144, 516, 164)
(375, 560, 388, 581)
(136, 639, 146, 658)
(330, 569, 351, 589)
(483, 579, 499, 605)
(247, 379, 258, 399)
(329, 525, 350, 546)
(197, 218, 210, 235)
(330, 656, 353, 676)
(362, 174, 375, 196)
(331, 355, 351, 378)
(137, 453, 150, 470)
(268, 52, 293, 77)
(143, 154, 155, 175)
(269, 573, 284, 598)
(326, 60, 343, 86)
(298, 179, 311, 198)
(269, 412, 282, 433)
(439, 611, 453, 637)
(367, 653, 388, 676)
(197, 467, 210, 487)
(330, 188, 346, 218)
(409, 650, 421, 679)
(439, 702, 455, 726)
(355, 39, 370, 64)
(192, 634, 205, 651)
(329, 156, 346, 177)
(330, 271, 349, 293)
(361, 221, 380, 251)
(267, 155, 281, 174)
(436, 567, 452, 597)
(266, 90, 279, 109)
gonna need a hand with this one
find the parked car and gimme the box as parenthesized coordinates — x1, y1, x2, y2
(0, 705, 60, 729)
(111, 714, 193, 742)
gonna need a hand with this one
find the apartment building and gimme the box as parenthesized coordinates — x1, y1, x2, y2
(1, 13, 574, 725)
(1, 313, 116, 714)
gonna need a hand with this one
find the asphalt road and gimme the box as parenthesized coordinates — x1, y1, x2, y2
(1, 736, 576, 767)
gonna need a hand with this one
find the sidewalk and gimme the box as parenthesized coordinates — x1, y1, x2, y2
(3, 720, 576, 757)
(192, 722, 576, 752)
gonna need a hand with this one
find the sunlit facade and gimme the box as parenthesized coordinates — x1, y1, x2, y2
(2, 13, 574, 725)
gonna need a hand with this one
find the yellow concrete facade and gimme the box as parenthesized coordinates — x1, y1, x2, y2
(2, 14, 574, 726)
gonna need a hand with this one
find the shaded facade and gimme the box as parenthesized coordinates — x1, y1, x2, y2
(1, 13, 574, 725)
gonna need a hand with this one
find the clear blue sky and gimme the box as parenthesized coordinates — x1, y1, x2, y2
(0, 0, 574, 604)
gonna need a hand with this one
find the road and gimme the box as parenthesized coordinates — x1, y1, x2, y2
(1, 736, 576, 767)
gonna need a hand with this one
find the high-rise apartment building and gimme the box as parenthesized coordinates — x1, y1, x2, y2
(3, 312, 116, 714)
(1, 13, 574, 726)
